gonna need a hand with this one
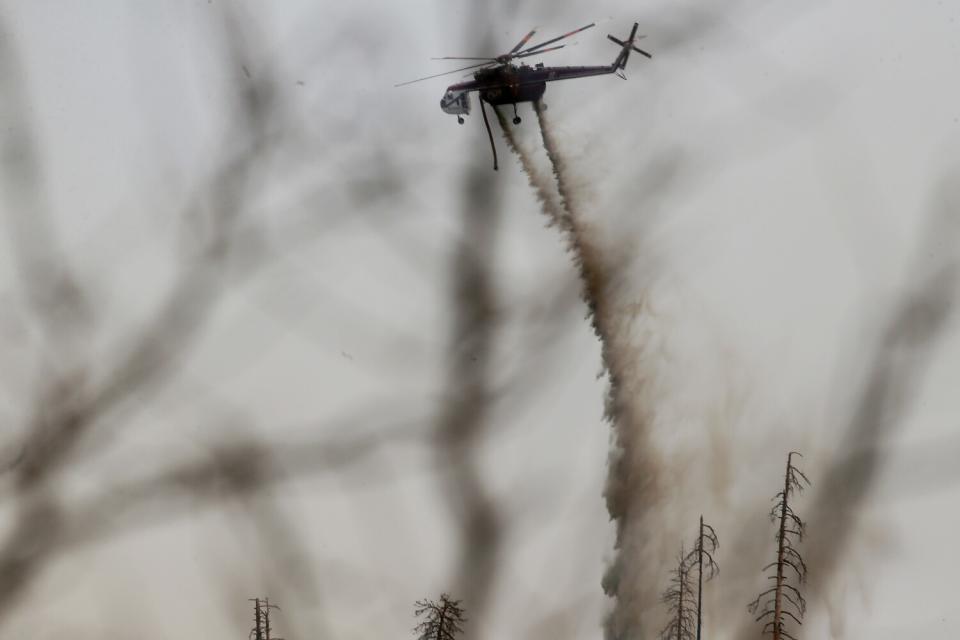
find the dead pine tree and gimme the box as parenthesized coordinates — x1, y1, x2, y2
(249, 597, 284, 640)
(662, 518, 719, 640)
(413, 593, 467, 640)
(692, 515, 720, 640)
(748, 452, 811, 640)
(660, 545, 696, 640)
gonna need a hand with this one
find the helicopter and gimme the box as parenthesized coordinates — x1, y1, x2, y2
(396, 22, 651, 169)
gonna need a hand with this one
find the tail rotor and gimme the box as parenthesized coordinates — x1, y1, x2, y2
(608, 22, 652, 70)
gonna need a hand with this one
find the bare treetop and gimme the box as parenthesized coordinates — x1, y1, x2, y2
(414, 593, 467, 640)
(661, 516, 719, 640)
(749, 452, 810, 640)
(660, 545, 696, 640)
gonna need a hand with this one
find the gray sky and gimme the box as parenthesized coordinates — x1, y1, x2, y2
(0, 1, 958, 638)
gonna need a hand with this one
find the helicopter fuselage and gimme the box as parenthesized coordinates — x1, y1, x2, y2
(440, 62, 618, 116)
(468, 64, 548, 105)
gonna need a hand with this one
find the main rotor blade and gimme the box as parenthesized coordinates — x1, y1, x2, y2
(431, 56, 497, 61)
(515, 44, 565, 59)
(519, 22, 595, 55)
(394, 61, 494, 87)
(509, 29, 537, 54)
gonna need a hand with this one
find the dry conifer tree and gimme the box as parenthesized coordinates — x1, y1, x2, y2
(748, 452, 810, 640)
(660, 545, 696, 640)
(249, 598, 283, 640)
(250, 598, 264, 640)
(413, 593, 467, 640)
(692, 515, 720, 640)
(661, 517, 720, 640)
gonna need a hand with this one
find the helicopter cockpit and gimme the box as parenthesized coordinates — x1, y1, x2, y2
(440, 89, 471, 123)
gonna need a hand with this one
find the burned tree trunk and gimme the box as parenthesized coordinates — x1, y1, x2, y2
(694, 515, 719, 640)
(251, 598, 263, 640)
(748, 452, 810, 640)
(249, 597, 282, 640)
(436, 599, 448, 640)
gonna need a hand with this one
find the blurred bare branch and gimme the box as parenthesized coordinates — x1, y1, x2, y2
(803, 175, 960, 619)
(0, 16, 89, 350)
(435, 82, 504, 640)
(0, 6, 407, 632)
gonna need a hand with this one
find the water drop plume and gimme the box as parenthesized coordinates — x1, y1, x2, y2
(497, 100, 672, 637)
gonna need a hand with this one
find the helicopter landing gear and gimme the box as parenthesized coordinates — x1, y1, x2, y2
(512, 103, 521, 125)
(457, 116, 464, 125)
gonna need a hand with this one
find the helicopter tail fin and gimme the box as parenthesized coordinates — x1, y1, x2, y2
(608, 22, 652, 70)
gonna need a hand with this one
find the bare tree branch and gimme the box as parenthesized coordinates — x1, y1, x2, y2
(748, 452, 810, 640)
